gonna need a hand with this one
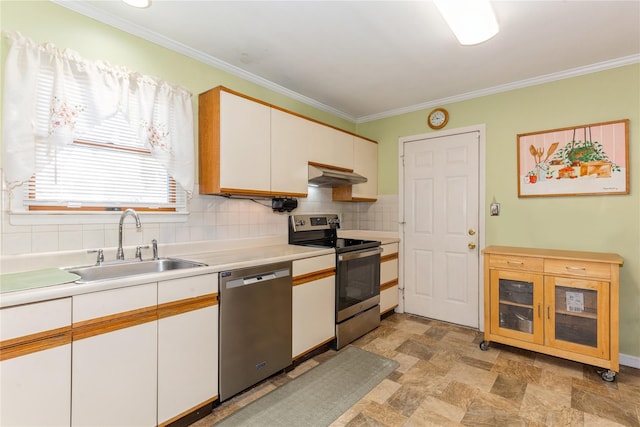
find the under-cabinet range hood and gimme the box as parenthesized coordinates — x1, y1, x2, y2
(308, 164, 367, 187)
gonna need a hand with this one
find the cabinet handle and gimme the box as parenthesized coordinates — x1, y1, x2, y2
(566, 266, 586, 271)
(547, 305, 551, 319)
(538, 303, 541, 318)
(507, 261, 524, 265)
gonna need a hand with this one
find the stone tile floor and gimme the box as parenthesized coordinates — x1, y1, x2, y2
(193, 313, 640, 426)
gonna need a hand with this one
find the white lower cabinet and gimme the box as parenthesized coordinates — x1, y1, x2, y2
(158, 274, 219, 426)
(380, 243, 399, 315)
(0, 298, 72, 427)
(72, 283, 158, 427)
(292, 254, 336, 359)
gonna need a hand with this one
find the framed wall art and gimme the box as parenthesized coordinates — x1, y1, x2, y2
(517, 119, 629, 197)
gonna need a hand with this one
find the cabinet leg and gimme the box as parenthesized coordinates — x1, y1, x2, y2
(598, 369, 617, 382)
(479, 340, 490, 351)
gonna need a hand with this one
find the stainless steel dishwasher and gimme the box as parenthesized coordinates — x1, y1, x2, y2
(219, 261, 292, 401)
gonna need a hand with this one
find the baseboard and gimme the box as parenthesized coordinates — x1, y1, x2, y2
(620, 353, 640, 369)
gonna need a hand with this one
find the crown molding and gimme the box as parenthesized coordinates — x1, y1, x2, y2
(357, 54, 640, 123)
(51, 0, 357, 122)
(50, 1, 640, 125)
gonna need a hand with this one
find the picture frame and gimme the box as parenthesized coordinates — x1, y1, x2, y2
(517, 119, 629, 197)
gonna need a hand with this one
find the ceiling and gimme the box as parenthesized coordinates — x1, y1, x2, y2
(55, 1, 640, 123)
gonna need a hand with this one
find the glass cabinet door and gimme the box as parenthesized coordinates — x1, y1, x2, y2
(490, 270, 543, 344)
(544, 277, 609, 359)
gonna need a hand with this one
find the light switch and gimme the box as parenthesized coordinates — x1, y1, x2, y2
(490, 202, 500, 216)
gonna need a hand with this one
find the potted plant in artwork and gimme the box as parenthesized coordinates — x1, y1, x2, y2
(552, 127, 620, 177)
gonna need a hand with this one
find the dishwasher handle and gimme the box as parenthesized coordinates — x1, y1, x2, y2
(243, 273, 277, 285)
(224, 268, 290, 289)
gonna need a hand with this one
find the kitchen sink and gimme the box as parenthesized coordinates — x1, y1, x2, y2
(66, 258, 207, 283)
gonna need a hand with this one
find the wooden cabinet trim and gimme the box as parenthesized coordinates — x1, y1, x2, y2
(293, 268, 335, 287)
(5, 289, 219, 358)
(381, 304, 398, 316)
(331, 183, 378, 203)
(198, 88, 222, 194)
(219, 188, 307, 198)
(293, 337, 335, 361)
(158, 396, 217, 427)
(0, 327, 71, 361)
(308, 161, 353, 173)
(381, 253, 399, 263)
(214, 86, 377, 143)
(158, 293, 218, 319)
(381, 279, 398, 292)
(483, 246, 623, 265)
(72, 306, 158, 341)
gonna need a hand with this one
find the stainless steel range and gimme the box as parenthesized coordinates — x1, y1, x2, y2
(289, 214, 381, 349)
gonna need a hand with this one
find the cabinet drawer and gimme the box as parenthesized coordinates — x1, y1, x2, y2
(381, 243, 398, 257)
(73, 283, 157, 323)
(293, 254, 335, 277)
(544, 259, 610, 280)
(158, 273, 217, 304)
(489, 255, 543, 272)
(1, 298, 71, 341)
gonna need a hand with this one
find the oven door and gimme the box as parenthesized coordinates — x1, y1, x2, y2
(336, 247, 382, 322)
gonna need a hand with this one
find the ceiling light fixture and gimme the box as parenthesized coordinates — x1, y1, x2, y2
(122, 0, 151, 8)
(433, 0, 499, 45)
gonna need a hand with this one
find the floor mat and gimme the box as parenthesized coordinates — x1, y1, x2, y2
(214, 346, 399, 426)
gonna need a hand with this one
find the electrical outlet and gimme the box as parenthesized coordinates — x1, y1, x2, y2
(490, 202, 500, 216)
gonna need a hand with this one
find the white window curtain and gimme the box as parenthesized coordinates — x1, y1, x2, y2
(1, 31, 195, 197)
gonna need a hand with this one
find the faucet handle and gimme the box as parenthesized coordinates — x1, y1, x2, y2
(152, 239, 159, 260)
(88, 249, 104, 266)
(135, 245, 150, 261)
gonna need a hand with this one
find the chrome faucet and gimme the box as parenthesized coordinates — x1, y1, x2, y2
(116, 209, 142, 260)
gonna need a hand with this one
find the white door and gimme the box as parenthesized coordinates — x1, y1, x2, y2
(402, 130, 480, 327)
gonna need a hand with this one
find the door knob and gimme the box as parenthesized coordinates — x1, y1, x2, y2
(468, 228, 476, 236)
(468, 242, 476, 249)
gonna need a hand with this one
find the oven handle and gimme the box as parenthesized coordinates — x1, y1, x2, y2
(338, 247, 382, 262)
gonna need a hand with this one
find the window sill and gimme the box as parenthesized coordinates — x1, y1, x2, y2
(9, 211, 189, 226)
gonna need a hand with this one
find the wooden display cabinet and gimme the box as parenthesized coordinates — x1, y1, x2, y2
(482, 246, 623, 381)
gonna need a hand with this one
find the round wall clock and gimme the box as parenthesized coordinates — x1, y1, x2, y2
(428, 107, 449, 130)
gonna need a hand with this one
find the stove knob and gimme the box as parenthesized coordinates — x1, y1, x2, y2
(295, 219, 306, 226)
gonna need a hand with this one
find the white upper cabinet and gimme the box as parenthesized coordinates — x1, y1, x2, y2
(199, 88, 271, 195)
(352, 136, 378, 200)
(199, 87, 307, 197)
(219, 91, 271, 193)
(199, 86, 376, 200)
(307, 122, 354, 170)
(270, 108, 311, 196)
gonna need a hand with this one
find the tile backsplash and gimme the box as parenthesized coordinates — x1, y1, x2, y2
(1, 185, 399, 256)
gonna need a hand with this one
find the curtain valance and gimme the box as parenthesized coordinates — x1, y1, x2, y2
(1, 30, 195, 196)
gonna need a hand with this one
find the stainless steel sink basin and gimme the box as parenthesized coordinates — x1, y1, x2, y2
(66, 258, 207, 283)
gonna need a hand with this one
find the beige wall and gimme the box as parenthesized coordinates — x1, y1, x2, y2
(357, 65, 640, 359)
(1, 1, 638, 360)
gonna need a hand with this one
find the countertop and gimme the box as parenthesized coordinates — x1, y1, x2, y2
(0, 231, 400, 308)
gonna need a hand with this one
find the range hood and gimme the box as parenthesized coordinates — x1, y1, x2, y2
(308, 164, 367, 187)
